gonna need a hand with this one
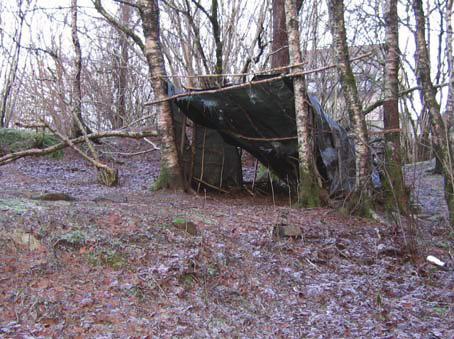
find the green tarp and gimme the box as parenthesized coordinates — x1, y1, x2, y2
(174, 77, 357, 196)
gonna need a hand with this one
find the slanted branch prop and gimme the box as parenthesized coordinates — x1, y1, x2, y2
(0, 126, 158, 186)
(44, 121, 119, 187)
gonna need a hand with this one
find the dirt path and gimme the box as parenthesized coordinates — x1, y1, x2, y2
(0, 145, 452, 338)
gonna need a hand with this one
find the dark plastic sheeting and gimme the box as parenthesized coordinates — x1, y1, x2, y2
(174, 77, 356, 196)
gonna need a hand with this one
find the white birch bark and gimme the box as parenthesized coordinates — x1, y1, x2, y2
(285, 0, 320, 206)
(138, 0, 183, 190)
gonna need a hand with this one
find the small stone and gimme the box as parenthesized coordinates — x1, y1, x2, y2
(377, 243, 401, 257)
(172, 219, 199, 236)
(272, 223, 302, 239)
(92, 194, 128, 204)
(31, 192, 76, 201)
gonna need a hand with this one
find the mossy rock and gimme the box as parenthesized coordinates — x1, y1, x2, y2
(54, 230, 86, 249)
(272, 223, 302, 239)
(0, 128, 63, 158)
(87, 249, 128, 270)
(0, 230, 43, 251)
(172, 218, 199, 236)
(0, 198, 41, 213)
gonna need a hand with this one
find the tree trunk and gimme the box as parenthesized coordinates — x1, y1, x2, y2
(271, 0, 289, 68)
(413, 0, 454, 225)
(138, 0, 184, 191)
(211, 0, 222, 77)
(0, 1, 25, 128)
(284, 0, 321, 207)
(445, 0, 453, 133)
(71, 0, 83, 137)
(271, 0, 303, 68)
(383, 0, 408, 214)
(328, 0, 372, 216)
(444, 0, 454, 224)
(70, 0, 92, 138)
(113, 2, 130, 129)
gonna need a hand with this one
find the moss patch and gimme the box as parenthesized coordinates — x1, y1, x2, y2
(151, 164, 171, 191)
(383, 145, 409, 214)
(0, 128, 63, 158)
(87, 249, 128, 270)
(0, 198, 41, 213)
(297, 166, 321, 208)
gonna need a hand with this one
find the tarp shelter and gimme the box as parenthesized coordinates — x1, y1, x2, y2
(174, 77, 356, 196)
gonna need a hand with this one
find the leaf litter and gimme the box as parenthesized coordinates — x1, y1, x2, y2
(0, 140, 452, 338)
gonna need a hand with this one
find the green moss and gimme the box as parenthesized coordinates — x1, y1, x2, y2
(0, 198, 40, 213)
(383, 145, 409, 214)
(341, 191, 373, 218)
(433, 306, 449, 317)
(357, 196, 373, 218)
(87, 249, 128, 270)
(0, 128, 63, 158)
(297, 166, 321, 208)
(256, 164, 280, 182)
(444, 175, 454, 227)
(151, 164, 171, 191)
(179, 273, 197, 289)
(172, 217, 187, 225)
(58, 230, 86, 247)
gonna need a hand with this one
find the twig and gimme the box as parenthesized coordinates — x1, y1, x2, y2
(160, 52, 372, 80)
(143, 137, 160, 150)
(251, 159, 259, 192)
(306, 258, 321, 272)
(243, 185, 255, 197)
(226, 131, 296, 141)
(363, 82, 448, 115)
(268, 166, 276, 208)
(43, 121, 108, 170)
(101, 148, 159, 157)
(192, 177, 229, 193)
(368, 128, 402, 135)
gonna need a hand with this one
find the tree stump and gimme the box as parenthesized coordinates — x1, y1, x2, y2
(97, 167, 119, 187)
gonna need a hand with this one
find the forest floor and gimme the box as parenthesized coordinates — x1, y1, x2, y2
(0, 138, 452, 338)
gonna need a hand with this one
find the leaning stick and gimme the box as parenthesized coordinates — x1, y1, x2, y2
(43, 121, 109, 171)
(160, 52, 373, 79)
(143, 53, 373, 108)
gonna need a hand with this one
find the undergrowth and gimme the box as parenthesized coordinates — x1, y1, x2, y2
(0, 128, 63, 158)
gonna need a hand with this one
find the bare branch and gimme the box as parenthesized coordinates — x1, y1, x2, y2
(93, 0, 144, 52)
(363, 82, 448, 115)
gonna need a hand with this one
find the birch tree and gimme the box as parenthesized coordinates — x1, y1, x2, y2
(70, 0, 84, 138)
(137, 0, 184, 190)
(94, 0, 184, 190)
(446, 0, 453, 132)
(413, 0, 454, 225)
(382, 0, 408, 213)
(328, 0, 372, 215)
(284, 0, 321, 207)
